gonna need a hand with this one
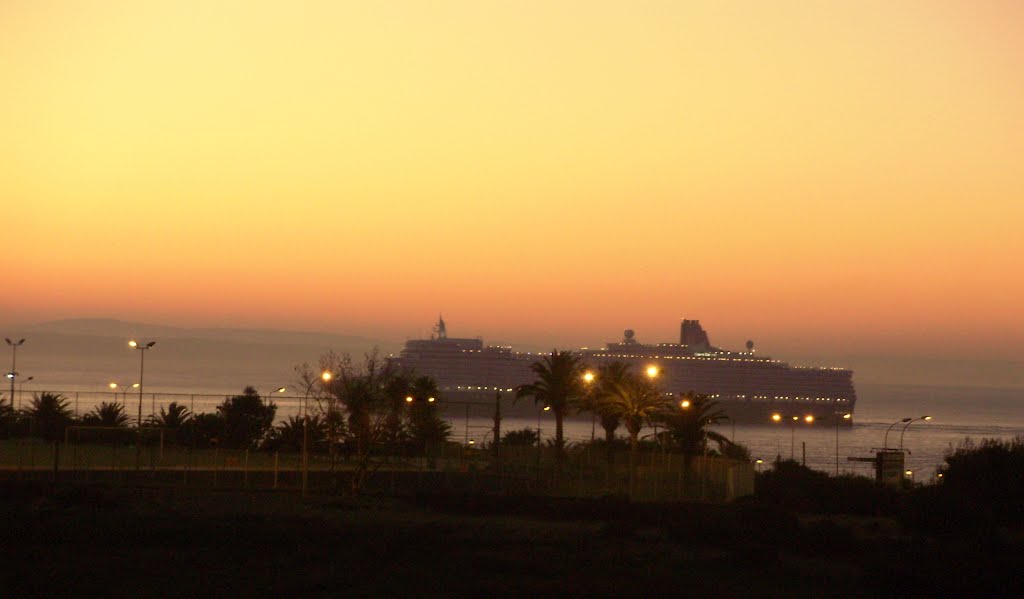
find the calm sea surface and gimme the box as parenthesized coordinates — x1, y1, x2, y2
(21, 380, 1024, 480)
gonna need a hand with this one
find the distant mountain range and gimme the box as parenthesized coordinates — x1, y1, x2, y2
(1, 318, 400, 395)
(21, 318, 389, 349)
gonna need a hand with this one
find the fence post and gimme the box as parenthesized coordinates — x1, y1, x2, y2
(273, 452, 279, 489)
(244, 449, 250, 487)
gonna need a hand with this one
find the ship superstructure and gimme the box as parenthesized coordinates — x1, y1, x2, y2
(391, 317, 856, 424)
(393, 316, 533, 393)
(579, 321, 856, 425)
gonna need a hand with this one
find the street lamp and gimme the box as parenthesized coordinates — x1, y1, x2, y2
(5, 338, 25, 413)
(302, 370, 331, 497)
(835, 412, 851, 475)
(128, 340, 156, 428)
(537, 404, 550, 444)
(582, 371, 596, 441)
(899, 416, 932, 453)
(645, 365, 659, 379)
(110, 382, 140, 409)
(265, 386, 286, 406)
(883, 418, 913, 450)
(771, 413, 813, 460)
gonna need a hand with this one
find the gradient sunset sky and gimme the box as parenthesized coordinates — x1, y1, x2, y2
(3, 1, 1022, 362)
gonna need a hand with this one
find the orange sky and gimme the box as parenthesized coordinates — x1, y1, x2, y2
(3, 1, 1022, 359)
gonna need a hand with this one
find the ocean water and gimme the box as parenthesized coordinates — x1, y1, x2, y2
(22, 380, 1021, 482)
(10, 327, 1021, 480)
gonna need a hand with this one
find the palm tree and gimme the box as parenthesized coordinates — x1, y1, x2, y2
(656, 392, 730, 480)
(577, 361, 631, 481)
(265, 414, 324, 453)
(598, 370, 672, 496)
(153, 401, 193, 429)
(82, 402, 130, 428)
(25, 392, 75, 442)
(150, 401, 193, 445)
(515, 349, 585, 456)
(404, 376, 451, 452)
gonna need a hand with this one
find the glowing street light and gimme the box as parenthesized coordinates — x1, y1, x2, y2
(835, 412, 851, 475)
(302, 370, 333, 496)
(264, 386, 286, 406)
(583, 371, 596, 441)
(899, 416, 932, 453)
(128, 340, 156, 429)
(771, 413, 813, 460)
(645, 365, 659, 378)
(884, 418, 913, 450)
(680, 398, 691, 409)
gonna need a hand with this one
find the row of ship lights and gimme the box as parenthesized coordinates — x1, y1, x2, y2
(454, 347, 846, 371)
(446, 385, 847, 404)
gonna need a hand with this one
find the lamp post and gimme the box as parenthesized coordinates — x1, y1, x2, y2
(536, 404, 550, 482)
(303, 371, 331, 497)
(110, 382, 139, 411)
(645, 366, 659, 445)
(835, 412, 851, 475)
(265, 386, 286, 406)
(129, 340, 156, 471)
(583, 371, 596, 442)
(883, 418, 912, 450)
(537, 404, 550, 444)
(128, 340, 156, 428)
(771, 412, 813, 460)
(5, 338, 25, 413)
(899, 416, 932, 453)
(18, 375, 33, 411)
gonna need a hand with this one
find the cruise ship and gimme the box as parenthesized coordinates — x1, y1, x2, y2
(391, 317, 856, 424)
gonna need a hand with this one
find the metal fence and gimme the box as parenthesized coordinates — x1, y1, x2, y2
(0, 436, 753, 502)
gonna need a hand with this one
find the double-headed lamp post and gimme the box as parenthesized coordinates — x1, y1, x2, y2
(899, 416, 932, 453)
(5, 338, 25, 413)
(110, 382, 140, 410)
(128, 340, 156, 428)
(771, 413, 814, 460)
(884, 418, 913, 450)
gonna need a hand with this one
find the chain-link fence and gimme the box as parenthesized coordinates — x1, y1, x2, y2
(0, 434, 753, 502)
(0, 389, 754, 500)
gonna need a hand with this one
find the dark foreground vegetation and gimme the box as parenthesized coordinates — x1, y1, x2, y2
(3, 462, 1023, 598)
